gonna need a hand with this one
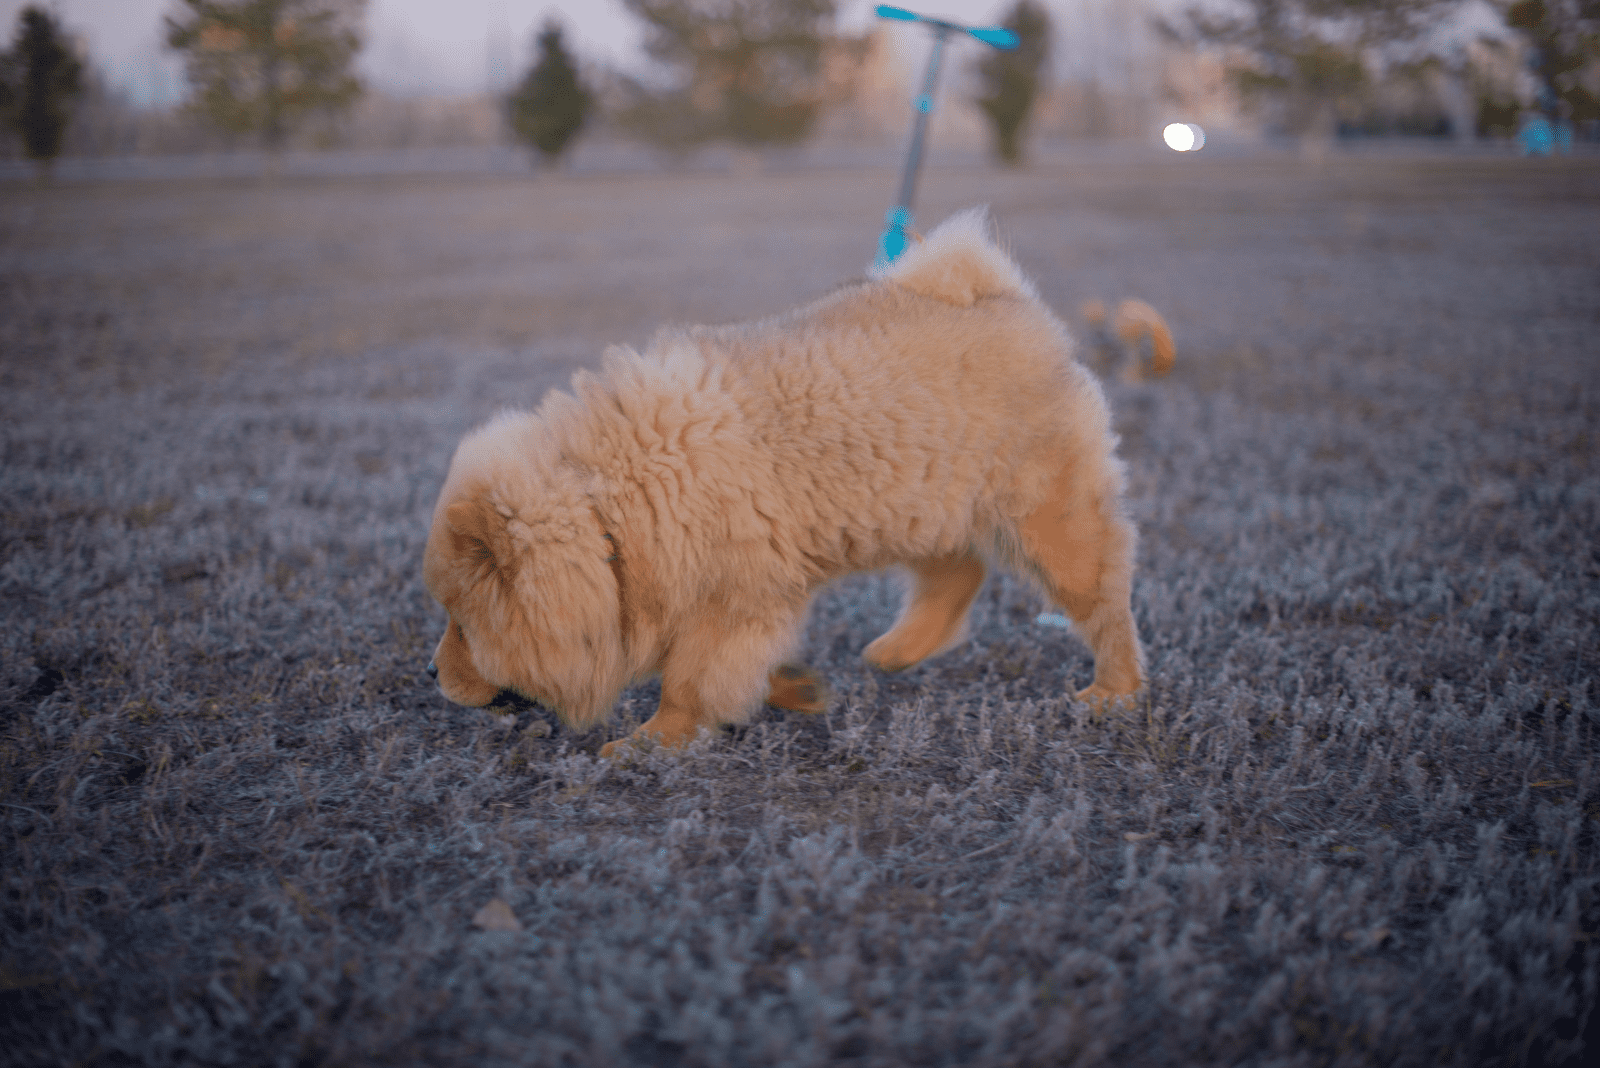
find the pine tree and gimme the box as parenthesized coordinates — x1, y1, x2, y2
(165, 0, 365, 152)
(0, 6, 85, 177)
(974, 0, 1052, 167)
(507, 20, 594, 168)
(616, 0, 863, 153)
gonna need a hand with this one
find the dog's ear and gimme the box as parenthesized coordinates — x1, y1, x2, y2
(446, 497, 514, 576)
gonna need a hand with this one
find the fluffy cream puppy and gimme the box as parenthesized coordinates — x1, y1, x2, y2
(423, 209, 1144, 756)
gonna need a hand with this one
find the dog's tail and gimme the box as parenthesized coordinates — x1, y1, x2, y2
(870, 207, 1037, 307)
(1113, 298, 1176, 380)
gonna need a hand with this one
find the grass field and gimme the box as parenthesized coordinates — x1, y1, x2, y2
(2, 147, 1598, 1066)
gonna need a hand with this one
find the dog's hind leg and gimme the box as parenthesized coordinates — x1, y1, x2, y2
(1017, 461, 1144, 703)
(863, 552, 987, 672)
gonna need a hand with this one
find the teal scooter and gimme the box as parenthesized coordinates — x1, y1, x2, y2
(872, 5, 1018, 269)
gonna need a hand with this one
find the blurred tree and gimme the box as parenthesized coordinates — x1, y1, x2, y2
(1454, 35, 1529, 137)
(1500, 0, 1600, 123)
(616, 0, 867, 153)
(507, 20, 594, 168)
(974, 0, 1052, 166)
(1162, 1, 1459, 143)
(165, 0, 365, 152)
(0, 6, 84, 178)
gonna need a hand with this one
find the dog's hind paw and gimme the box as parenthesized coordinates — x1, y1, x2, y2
(766, 662, 830, 714)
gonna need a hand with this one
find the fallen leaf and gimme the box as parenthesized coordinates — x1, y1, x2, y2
(472, 898, 521, 932)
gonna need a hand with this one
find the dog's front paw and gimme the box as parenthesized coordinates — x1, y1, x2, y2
(766, 663, 829, 714)
(600, 715, 709, 759)
(599, 732, 666, 761)
(1074, 684, 1139, 714)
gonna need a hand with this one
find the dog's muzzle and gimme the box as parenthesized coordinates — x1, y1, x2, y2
(425, 660, 438, 680)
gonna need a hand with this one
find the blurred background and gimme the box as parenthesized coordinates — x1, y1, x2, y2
(0, 0, 1594, 180)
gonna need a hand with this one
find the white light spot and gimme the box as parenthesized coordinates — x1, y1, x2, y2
(1162, 122, 1206, 152)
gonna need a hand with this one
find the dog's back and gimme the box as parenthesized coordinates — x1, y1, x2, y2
(619, 210, 1115, 573)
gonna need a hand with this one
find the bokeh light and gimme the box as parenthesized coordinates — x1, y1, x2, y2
(1162, 122, 1206, 152)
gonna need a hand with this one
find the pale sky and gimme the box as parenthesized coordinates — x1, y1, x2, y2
(0, 0, 1031, 106)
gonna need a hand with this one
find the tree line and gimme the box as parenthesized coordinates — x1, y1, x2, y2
(1161, 0, 1599, 143)
(2, 1, 1596, 177)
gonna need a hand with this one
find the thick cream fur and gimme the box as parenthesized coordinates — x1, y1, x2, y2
(424, 209, 1145, 749)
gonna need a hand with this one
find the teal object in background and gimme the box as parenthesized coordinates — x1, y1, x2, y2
(871, 6, 1018, 270)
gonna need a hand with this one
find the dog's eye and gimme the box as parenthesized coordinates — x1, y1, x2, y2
(603, 533, 618, 562)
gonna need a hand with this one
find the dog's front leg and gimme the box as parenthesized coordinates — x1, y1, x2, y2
(600, 676, 709, 757)
(765, 663, 829, 714)
(599, 612, 801, 758)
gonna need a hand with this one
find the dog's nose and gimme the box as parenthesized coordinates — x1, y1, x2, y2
(426, 660, 438, 680)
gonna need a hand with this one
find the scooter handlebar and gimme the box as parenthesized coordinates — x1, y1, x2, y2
(874, 5, 1019, 49)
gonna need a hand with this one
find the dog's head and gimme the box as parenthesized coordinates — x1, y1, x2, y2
(422, 414, 626, 730)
